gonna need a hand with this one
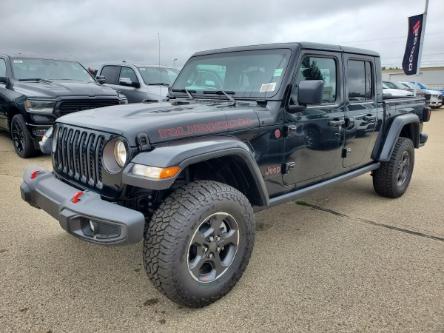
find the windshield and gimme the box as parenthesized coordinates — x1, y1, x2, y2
(415, 82, 428, 89)
(401, 82, 414, 89)
(172, 49, 291, 98)
(137, 66, 179, 85)
(392, 82, 408, 89)
(12, 58, 94, 82)
(383, 81, 397, 89)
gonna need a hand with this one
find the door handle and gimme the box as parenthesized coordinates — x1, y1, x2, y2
(328, 119, 345, 127)
(363, 115, 376, 122)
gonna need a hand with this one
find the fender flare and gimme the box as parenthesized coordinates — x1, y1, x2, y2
(122, 136, 269, 206)
(378, 113, 420, 162)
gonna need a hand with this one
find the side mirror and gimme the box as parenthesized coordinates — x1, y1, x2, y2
(96, 75, 106, 84)
(0, 76, 12, 89)
(119, 77, 140, 88)
(298, 80, 324, 105)
(287, 80, 324, 113)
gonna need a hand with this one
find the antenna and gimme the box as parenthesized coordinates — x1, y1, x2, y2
(157, 32, 161, 67)
(157, 32, 161, 99)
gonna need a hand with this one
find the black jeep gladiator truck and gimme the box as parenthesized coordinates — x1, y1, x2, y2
(20, 42, 430, 307)
(0, 55, 127, 157)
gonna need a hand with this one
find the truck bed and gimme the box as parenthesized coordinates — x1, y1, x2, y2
(383, 97, 427, 122)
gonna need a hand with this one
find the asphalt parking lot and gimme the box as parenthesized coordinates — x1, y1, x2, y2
(0, 109, 443, 333)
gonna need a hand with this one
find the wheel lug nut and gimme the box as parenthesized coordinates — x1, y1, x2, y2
(209, 236, 214, 242)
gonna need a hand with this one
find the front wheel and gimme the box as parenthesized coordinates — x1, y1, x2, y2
(143, 181, 255, 307)
(10, 114, 38, 158)
(373, 137, 414, 198)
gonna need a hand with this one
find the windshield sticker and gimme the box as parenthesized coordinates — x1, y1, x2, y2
(13, 59, 23, 64)
(273, 68, 283, 77)
(260, 82, 276, 93)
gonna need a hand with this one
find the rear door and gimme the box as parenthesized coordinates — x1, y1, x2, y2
(343, 55, 380, 168)
(283, 51, 346, 187)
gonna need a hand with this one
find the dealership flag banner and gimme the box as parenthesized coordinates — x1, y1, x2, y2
(402, 14, 425, 75)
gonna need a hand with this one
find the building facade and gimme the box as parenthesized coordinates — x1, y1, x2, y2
(382, 66, 444, 89)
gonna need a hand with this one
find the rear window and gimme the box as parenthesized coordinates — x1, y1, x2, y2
(347, 60, 373, 101)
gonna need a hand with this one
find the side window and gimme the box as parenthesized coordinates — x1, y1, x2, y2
(0, 59, 6, 77)
(100, 65, 120, 84)
(347, 60, 374, 101)
(119, 67, 139, 84)
(297, 56, 337, 104)
(365, 62, 373, 99)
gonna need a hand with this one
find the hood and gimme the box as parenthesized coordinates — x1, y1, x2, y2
(13, 80, 118, 99)
(57, 100, 262, 146)
(383, 88, 413, 97)
(423, 89, 441, 96)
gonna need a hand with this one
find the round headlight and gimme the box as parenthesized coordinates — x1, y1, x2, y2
(114, 140, 127, 167)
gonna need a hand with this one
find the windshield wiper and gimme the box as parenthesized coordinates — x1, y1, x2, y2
(203, 90, 236, 105)
(171, 88, 195, 100)
(19, 78, 52, 83)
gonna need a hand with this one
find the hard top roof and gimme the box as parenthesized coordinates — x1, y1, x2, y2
(193, 41, 379, 57)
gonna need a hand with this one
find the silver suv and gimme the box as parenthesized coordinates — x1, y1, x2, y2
(97, 63, 179, 103)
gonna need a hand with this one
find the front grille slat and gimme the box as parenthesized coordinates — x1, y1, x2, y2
(95, 136, 104, 187)
(54, 124, 109, 191)
(61, 127, 68, 173)
(67, 129, 74, 176)
(57, 99, 120, 115)
(88, 134, 97, 186)
(72, 130, 80, 180)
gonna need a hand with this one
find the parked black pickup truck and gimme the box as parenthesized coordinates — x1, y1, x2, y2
(21, 42, 430, 307)
(0, 55, 127, 157)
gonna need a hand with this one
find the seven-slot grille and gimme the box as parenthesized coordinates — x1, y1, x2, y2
(53, 124, 108, 189)
(57, 99, 120, 115)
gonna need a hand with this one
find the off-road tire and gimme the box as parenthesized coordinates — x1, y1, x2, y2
(143, 180, 255, 307)
(10, 114, 37, 158)
(373, 137, 414, 198)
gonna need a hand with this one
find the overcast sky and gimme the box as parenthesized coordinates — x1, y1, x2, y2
(1, 0, 443, 69)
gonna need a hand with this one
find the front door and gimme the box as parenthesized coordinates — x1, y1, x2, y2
(342, 55, 380, 168)
(117, 66, 145, 103)
(283, 52, 345, 188)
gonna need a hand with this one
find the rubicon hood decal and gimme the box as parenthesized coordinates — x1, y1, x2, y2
(58, 101, 261, 146)
(158, 118, 256, 139)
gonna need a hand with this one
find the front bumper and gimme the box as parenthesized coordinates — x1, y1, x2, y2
(20, 167, 145, 245)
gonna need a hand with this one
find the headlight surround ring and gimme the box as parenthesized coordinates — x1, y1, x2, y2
(103, 138, 128, 174)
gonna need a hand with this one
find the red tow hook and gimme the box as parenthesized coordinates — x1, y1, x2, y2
(30, 170, 41, 180)
(71, 191, 84, 204)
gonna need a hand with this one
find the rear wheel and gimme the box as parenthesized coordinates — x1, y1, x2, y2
(10, 114, 37, 158)
(143, 180, 255, 307)
(373, 137, 414, 198)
